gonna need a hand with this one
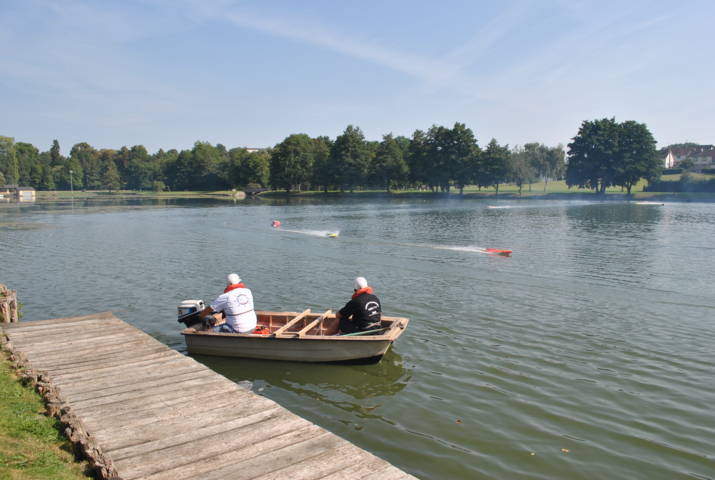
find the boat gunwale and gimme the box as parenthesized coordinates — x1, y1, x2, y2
(181, 313, 409, 342)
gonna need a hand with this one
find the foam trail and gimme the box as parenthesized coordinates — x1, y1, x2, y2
(279, 228, 340, 238)
(487, 205, 512, 209)
(395, 241, 490, 254)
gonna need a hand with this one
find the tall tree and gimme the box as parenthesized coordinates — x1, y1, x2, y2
(371, 134, 408, 192)
(406, 129, 431, 189)
(331, 125, 370, 192)
(70, 142, 100, 189)
(15, 142, 40, 186)
(614, 121, 660, 194)
(311, 136, 335, 192)
(98, 149, 121, 190)
(566, 118, 620, 194)
(509, 146, 536, 195)
(448, 123, 481, 194)
(567, 118, 659, 194)
(50, 140, 62, 167)
(0, 136, 19, 185)
(479, 139, 511, 195)
(270, 134, 315, 193)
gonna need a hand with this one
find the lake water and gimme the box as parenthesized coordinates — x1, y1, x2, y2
(1, 197, 714, 480)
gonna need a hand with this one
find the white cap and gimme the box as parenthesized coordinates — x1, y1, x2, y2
(354, 276, 368, 290)
(227, 273, 241, 285)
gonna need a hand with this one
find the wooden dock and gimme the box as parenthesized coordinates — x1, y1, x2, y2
(1, 312, 418, 480)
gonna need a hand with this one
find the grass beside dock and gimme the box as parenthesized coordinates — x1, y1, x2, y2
(0, 352, 91, 480)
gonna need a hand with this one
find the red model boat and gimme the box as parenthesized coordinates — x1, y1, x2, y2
(484, 248, 512, 256)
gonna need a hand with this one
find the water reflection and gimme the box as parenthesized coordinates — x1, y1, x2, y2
(191, 349, 410, 410)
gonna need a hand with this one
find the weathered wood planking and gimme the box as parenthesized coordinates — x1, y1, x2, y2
(1, 313, 418, 480)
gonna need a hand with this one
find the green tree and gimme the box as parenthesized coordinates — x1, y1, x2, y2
(371, 133, 408, 192)
(407, 129, 430, 188)
(614, 120, 659, 194)
(448, 123, 481, 195)
(509, 147, 537, 195)
(479, 139, 511, 195)
(566, 118, 620, 194)
(15, 142, 40, 186)
(69, 143, 101, 189)
(192, 142, 224, 189)
(245, 150, 270, 187)
(270, 134, 315, 193)
(50, 140, 62, 167)
(311, 136, 336, 192)
(567, 118, 659, 194)
(0, 136, 19, 185)
(98, 149, 121, 190)
(125, 145, 157, 190)
(331, 125, 370, 192)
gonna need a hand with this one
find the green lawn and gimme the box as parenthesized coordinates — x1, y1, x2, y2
(0, 352, 92, 480)
(33, 173, 715, 201)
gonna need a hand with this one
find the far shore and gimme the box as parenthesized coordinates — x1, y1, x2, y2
(26, 187, 715, 204)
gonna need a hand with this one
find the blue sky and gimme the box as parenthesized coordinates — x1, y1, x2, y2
(1, 0, 713, 154)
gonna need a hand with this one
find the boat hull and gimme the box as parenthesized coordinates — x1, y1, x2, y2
(181, 311, 409, 363)
(184, 334, 394, 362)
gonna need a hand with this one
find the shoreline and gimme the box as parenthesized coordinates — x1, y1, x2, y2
(20, 189, 715, 204)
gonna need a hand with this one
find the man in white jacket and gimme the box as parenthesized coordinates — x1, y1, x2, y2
(199, 273, 257, 333)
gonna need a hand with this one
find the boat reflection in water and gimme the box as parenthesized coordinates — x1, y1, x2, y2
(192, 349, 411, 421)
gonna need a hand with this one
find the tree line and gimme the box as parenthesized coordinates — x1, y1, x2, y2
(0, 118, 660, 195)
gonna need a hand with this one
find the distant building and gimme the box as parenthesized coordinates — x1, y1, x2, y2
(245, 147, 265, 153)
(663, 145, 715, 169)
(0, 185, 36, 201)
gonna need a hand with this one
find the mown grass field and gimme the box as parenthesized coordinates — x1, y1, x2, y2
(32, 173, 715, 201)
(0, 352, 92, 480)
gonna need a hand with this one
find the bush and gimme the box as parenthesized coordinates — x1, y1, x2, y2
(152, 181, 166, 192)
(701, 168, 715, 175)
(662, 168, 682, 175)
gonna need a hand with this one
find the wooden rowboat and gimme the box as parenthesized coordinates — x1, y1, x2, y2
(180, 309, 409, 363)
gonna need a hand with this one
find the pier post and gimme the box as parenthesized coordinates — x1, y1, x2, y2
(0, 284, 19, 323)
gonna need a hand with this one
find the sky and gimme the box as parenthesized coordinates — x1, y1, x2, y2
(1, 0, 713, 154)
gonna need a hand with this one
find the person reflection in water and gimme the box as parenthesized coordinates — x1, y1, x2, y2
(336, 277, 382, 334)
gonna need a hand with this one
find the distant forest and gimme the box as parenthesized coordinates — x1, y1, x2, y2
(0, 119, 663, 194)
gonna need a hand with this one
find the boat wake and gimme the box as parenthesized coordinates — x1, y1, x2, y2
(279, 229, 340, 238)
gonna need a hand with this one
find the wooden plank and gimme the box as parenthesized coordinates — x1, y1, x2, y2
(248, 442, 362, 480)
(114, 413, 309, 480)
(297, 310, 332, 338)
(9, 331, 148, 355)
(1, 311, 117, 329)
(78, 382, 245, 425)
(59, 363, 210, 398)
(66, 372, 225, 409)
(70, 377, 240, 417)
(319, 461, 408, 480)
(272, 309, 311, 336)
(136, 424, 328, 480)
(8, 325, 139, 349)
(46, 350, 182, 379)
(109, 406, 289, 461)
(5, 321, 135, 341)
(197, 430, 340, 480)
(97, 400, 281, 452)
(26, 341, 168, 366)
(84, 388, 252, 436)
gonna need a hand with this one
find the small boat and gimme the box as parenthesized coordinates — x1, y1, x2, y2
(178, 307, 409, 363)
(484, 248, 512, 256)
(327, 232, 338, 238)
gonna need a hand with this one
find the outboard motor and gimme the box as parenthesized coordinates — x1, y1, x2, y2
(177, 299, 206, 329)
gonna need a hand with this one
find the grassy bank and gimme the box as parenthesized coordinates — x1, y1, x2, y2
(31, 176, 715, 203)
(0, 352, 91, 479)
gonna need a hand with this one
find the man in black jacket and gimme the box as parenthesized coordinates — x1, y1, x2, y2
(336, 277, 382, 334)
